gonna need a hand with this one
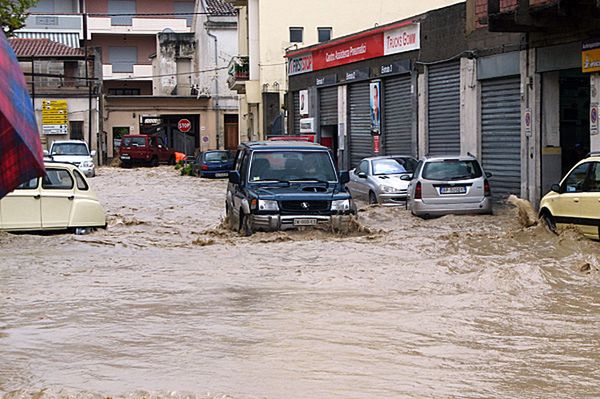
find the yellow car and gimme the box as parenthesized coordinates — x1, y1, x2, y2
(539, 154, 600, 240)
(0, 162, 106, 233)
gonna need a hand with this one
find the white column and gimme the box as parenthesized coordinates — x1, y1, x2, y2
(417, 71, 428, 158)
(460, 57, 480, 157)
(248, 0, 259, 81)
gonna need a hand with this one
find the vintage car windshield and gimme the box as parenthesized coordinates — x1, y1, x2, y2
(205, 151, 230, 162)
(372, 159, 408, 175)
(122, 137, 146, 147)
(51, 143, 89, 156)
(422, 160, 483, 181)
(249, 151, 337, 182)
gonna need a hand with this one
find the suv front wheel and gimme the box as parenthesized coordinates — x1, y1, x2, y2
(239, 211, 253, 237)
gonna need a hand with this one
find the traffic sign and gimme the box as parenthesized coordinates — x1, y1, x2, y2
(178, 118, 192, 133)
(591, 103, 598, 135)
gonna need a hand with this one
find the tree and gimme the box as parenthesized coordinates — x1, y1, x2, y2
(1, 0, 39, 37)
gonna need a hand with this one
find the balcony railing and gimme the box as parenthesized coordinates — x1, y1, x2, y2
(227, 56, 249, 92)
(87, 17, 190, 37)
(103, 64, 153, 80)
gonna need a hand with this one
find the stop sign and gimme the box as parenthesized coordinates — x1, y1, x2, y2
(178, 118, 191, 133)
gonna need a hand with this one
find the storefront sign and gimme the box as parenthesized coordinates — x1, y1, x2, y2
(583, 39, 600, 73)
(289, 53, 313, 76)
(313, 34, 384, 70)
(373, 134, 381, 154)
(591, 103, 598, 135)
(316, 74, 337, 86)
(370, 81, 381, 133)
(384, 23, 420, 56)
(342, 68, 370, 82)
(299, 117, 315, 133)
(379, 60, 411, 76)
(299, 90, 309, 116)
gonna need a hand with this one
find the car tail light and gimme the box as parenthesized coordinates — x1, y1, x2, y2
(414, 182, 422, 200)
(484, 179, 491, 197)
(201, 165, 209, 171)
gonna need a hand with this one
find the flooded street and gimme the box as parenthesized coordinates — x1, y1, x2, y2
(1, 166, 599, 399)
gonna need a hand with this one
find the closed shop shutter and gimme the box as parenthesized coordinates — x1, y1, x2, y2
(481, 76, 522, 198)
(383, 75, 412, 155)
(428, 61, 460, 155)
(319, 86, 338, 126)
(348, 82, 372, 168)
(293, 91, 301, 135)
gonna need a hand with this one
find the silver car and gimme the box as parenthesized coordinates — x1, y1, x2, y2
(347, 156, 417, 204)
(407, 155, 493, 218)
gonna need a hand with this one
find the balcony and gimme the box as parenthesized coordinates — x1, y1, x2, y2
(87, 17, 190, 37)
(227, 56, 249, 93)
(103, 64, 153, 81)
(16, 14, 84, 47)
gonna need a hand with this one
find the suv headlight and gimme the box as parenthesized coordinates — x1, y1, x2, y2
(80, 161, 93, 168)
(331, 199, 352, 212)
(258, 199, 279, 211)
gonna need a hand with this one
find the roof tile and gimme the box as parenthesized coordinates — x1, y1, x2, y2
(8, 38, 85, 58)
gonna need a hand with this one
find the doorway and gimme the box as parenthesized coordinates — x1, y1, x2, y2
(224, 114, 239, 151)
(560, 69, 590, 174)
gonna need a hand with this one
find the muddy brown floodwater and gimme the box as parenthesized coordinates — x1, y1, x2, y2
(1, 166, 599, 399)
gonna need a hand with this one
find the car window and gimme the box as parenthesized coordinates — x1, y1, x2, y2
(73, 169, 89, 191)
(561, 162, 590, 193)
(372, 159, 407, 175)
(16, 178, 39, 189)
(413, 161, 424, 178)
(42, 168, 74, 190)
(150, 136, 158, 147)
(51, 143, 89, 156)
(249, 151, 337, 182)
(357, 160, 369, 175)
(205, 151, 230, 162)
(234, 150, 244, 171)
(422, 160, 483, 181)
(586, 162, 600, 192)
(122, 136, 146, 147)
(159, 137, 166, 147)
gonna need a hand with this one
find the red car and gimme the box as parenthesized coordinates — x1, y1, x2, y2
(119, 134, 176, 167)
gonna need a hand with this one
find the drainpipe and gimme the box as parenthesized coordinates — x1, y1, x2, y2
(204, 1, 220, 149)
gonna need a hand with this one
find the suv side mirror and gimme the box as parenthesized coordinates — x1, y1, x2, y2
(229, 170, 241, 184)
(339, 171, 350, 184)
(400, 174, 412, 181)
(90, 150, 97, 157)
(485, 171, 493, 178)
(43, 150, 49, 156)
(551, 183, 561, 193)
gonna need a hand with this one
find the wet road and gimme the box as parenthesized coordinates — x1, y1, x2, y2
(1, 166, 599, 399)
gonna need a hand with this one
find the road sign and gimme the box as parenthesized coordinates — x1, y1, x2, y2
(178, 118, 191, 133)
(524, 108, 532, 136)
(591, 103, 598, 135)
(42, 100, 69, 134)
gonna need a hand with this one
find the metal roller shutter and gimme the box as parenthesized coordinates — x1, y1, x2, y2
(481, 76, 522, 199)
(293, 91, 301, 135)
(348, 82, 372, 168)
(319, 86, 338, 126)
(383, 75, 412, 155)
(428, 61, 460, 155)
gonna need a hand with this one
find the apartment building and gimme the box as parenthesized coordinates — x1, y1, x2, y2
(224, 0, 462, 142)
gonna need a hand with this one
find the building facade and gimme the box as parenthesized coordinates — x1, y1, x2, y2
(224, 0, 463, 143)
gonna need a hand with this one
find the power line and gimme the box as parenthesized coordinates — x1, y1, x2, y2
(86, 12, 237, 17)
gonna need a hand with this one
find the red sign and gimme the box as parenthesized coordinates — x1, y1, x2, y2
(178, 118, 191, 133)
(373, 135, 381, 154)
(312, 34, 384, 70)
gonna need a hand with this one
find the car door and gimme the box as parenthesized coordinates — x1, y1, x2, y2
(0, 178, 42, 230)
(158, 137, 170, 162)
(578, 162, 600, 238)
(228, 150, 247, 223)
(554, 162, 591, 230)
(41, 167, 75, 229)
(349, 160, 370, 199)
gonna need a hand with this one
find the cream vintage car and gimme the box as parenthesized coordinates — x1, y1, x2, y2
(0, 162, 106, 233)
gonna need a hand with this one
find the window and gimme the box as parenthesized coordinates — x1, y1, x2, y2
(174, 1, 195, 27)
(51, 142, 89, 156)
(248, 151, 337, 182)
(73, 170, 89, 191)
(587, 163, 600, 192)
(109, 0, 136, 26)
(31, 0, 55, 13)
(109, 46, 137, 73)
(289, 27, 303, 43)
(318, 27, 332, 43)
(113, 126, 130, 149)
(16, 178, 39, 190)
(42, 169, 74, 190)
(562, 163, 590, 193)
(422, 160, 483, 181)
(357, 160, 369, 175)
(70, 121, 84, 140)
(108, 88, 141, 95)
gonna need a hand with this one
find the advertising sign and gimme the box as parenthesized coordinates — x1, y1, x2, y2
(370, 81, 381, 134)
(383, 23, 420, 56)
(42, 99, 68, 135)
(288, 53, 313, 76)
(373, 134, 381, 154)
(312, 34, 384, 70)
(299, 89, 309, 116)
(583, 39, 600, 73)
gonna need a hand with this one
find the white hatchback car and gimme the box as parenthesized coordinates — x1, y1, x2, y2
(47, 140, 96, 177)
(0, 162, 106, 233)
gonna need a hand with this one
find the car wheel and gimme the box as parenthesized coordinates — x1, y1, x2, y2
(225, 203, 236, 231)
(368, 191, 378, 205)
(151, 157, 159, 167)
(239, 211, 253, 237)
(542, 211, 557, 234)
(168, 156, 176, 165)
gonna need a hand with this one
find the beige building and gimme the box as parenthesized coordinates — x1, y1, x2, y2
(225, 0, 462, 141)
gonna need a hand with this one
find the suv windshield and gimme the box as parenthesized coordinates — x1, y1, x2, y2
(51, 143, 89, 156)
(122, 137, 147, 147)
(372, 159, 408, 175)
(205, 151, 230, 162)
(249, 151, 337, 182)
(422, 160, 483, 181)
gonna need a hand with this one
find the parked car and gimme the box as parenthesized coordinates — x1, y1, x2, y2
(539, 153, 600, 240)
(119, 134, 176, 167)
(406, 154, 493, 218)
(347, 155, 418, 204)
(193, 150, 234, 178)
(45, 140, 96, 177)
(0, 161, 106, 232)
(225, 141, 355, 235)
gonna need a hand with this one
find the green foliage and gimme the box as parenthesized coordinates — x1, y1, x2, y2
(180, 165, 193, 176)
(1, 0, 38, 37)
(174, 161, 183, 170)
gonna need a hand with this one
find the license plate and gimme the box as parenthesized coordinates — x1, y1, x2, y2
(215, 172, 228, 177)
(294, 218, 317, 226)
(440, 186, 467, 194)
(120, 155, 130, 160)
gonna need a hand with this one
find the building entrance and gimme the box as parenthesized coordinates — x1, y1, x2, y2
(559, 69, 590, 174)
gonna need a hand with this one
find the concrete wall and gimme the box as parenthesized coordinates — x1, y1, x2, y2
(85, 0, 193, 14)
